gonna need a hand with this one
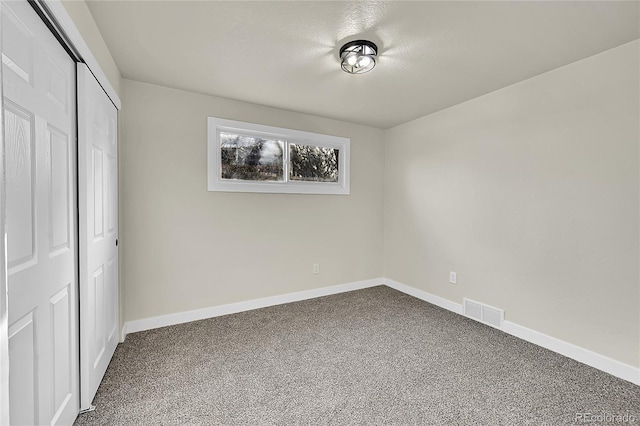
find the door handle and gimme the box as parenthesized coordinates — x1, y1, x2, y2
(116, 238, 119, 247)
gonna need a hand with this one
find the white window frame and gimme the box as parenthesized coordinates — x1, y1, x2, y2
(208, 117, 350, 195)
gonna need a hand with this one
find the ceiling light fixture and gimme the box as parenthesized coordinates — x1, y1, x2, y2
(339, 40, 377, 74)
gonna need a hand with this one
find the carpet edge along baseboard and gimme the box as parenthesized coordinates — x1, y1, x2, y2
(120, 277, 640, 386)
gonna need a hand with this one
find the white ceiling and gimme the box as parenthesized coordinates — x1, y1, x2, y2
(86, 1, 639, 129)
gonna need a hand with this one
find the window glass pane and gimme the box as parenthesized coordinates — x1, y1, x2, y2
(289, 144, 339, 183)
(220, 132, 284, 181)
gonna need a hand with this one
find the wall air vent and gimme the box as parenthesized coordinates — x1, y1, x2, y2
(463, 298, 504, 328)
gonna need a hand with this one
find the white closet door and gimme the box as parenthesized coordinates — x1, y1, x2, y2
(2, 0, 78, 424)
(77, 63, 119, 411)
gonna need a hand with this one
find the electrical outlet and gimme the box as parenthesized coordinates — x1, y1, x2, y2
(313, 264, 320, 274)
(449, 271, 457, 284)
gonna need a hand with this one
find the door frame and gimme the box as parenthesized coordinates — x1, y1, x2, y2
(0, 1, 120, 423)
(0, 7, 9, 422)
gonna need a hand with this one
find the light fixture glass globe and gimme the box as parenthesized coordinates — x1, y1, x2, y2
(339, 40, 378, 74)
(357, 55, 372, 68)
(346, 54, 358, 66)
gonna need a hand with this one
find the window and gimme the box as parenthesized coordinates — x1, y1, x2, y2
(208, 117, 350, 194)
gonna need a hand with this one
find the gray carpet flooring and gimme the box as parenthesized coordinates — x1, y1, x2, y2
(74, 285, 639, 425)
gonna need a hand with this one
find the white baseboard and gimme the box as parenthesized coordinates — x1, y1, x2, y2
(384, 279, 463, 315)
(382, 278, 639, 386)
(121, 278, 383, 340)
(501, 321, 639, 386)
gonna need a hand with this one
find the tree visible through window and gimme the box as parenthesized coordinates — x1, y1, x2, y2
(220, 133, 284, 181)
(289, 144, 339, 183)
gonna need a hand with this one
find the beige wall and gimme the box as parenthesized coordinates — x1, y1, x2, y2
(384, 40, 640, 367)
(61, 0, 121, 99)
(120, 79, 385, 321)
